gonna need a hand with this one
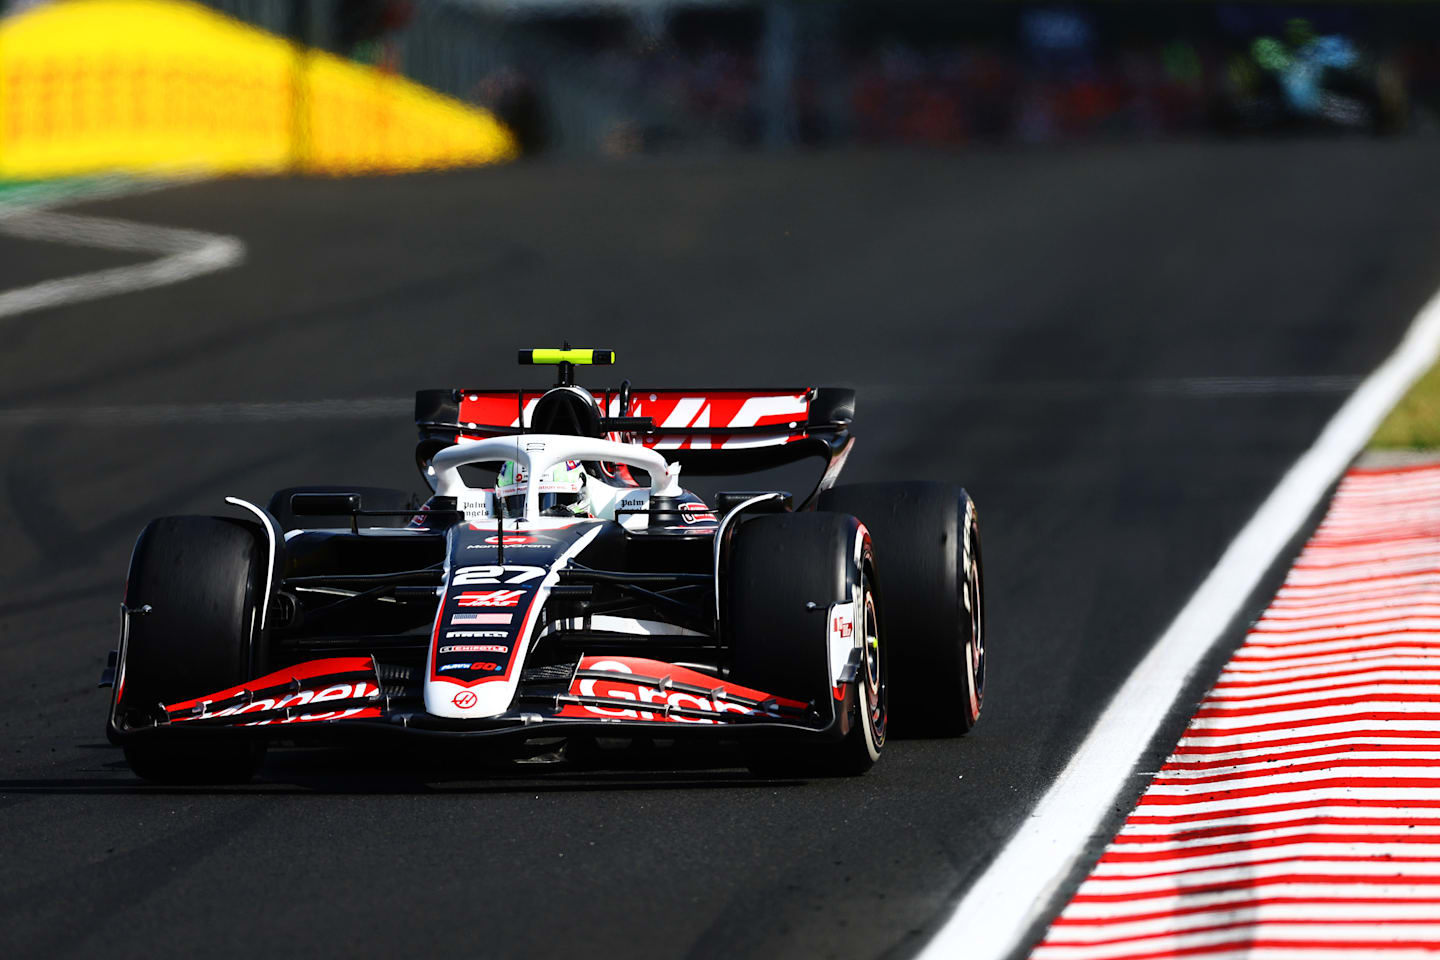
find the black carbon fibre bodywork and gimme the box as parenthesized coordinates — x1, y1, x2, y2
(105, 470, 863, 747)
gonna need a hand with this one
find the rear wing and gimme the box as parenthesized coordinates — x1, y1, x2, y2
(414, 386, 855, 486)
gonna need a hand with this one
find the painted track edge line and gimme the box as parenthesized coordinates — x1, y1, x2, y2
(0, 178, 242, 321)
(914, 286, 1440, 960)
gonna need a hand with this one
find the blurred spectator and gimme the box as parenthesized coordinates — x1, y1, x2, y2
(475, 66, 548, 155)
(196, 0, 1434, 153)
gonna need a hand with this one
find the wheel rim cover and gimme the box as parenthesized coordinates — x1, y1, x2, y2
(863, 585, 886, 745)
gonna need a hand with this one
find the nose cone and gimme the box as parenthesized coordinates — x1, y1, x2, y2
(423, 520, 606, 719)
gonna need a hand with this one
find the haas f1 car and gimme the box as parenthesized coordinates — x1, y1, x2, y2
(102, 349, 985, 782)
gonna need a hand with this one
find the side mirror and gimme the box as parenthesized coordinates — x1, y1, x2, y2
(715, 491, 792, 515)
(289, 493, 361, 516)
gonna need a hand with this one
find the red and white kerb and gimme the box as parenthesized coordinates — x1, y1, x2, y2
(1034, 462, 1440, 960)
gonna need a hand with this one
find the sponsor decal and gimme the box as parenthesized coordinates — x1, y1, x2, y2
(457, 590, 523, 608)
(444, 631, 508, 639)
(244, 706, 379, 726)
(452, 690, 478, 709)
(681, 502, 718, 524)
(439, 663, 470, 672)
(468, 661, 501, 671)
(827, 601, 858, 689)
(557, 657, 807, 725)
(175, 680, 379, 723)
(571, 662, 748, 724)
(439, 643, 509, 653)
(465, 537, 549, 550)
(453, 564, 546, 584)
(627, 392, 809, 451)
(451, 613, 513, 625)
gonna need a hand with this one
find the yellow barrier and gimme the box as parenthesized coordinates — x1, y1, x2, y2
(0, 0, 517, 178)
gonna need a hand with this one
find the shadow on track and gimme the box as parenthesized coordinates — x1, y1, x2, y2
(3, 740, 808, 795)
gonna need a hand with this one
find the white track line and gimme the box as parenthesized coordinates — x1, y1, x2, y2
(0, 206, 244, 320)
(916, 289, 1440, 958)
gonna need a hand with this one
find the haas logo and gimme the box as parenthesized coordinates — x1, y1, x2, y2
(457, 590, 523, 608)
(452, 690, 478, 709)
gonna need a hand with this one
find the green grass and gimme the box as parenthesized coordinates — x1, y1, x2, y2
(0, 177, 62, 197)
(1370, 356, 1440, 449)
(0, 177, 71, 206)
(0, 180, 37, 201)
(0, 175, 131, 209)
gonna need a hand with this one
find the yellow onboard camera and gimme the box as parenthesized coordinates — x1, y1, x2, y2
(517, 348, 615, 366)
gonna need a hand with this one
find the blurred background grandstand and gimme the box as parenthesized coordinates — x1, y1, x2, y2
(0, 0, 1437, 175)
(336, 0, 1427, 154)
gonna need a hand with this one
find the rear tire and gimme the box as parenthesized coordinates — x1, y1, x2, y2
(267, 485, 421, 532)
(819, 482, 984, 737)
(725, 512, 885, 776)
(119, 516, 267, 784)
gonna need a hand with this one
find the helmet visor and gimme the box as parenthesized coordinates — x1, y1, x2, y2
(495, 461, 587, 518)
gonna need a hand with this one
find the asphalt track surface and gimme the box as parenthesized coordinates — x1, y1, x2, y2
(3, 141, 1440, 959)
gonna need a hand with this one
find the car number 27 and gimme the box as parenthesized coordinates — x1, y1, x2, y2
(452, 565, 547, 585)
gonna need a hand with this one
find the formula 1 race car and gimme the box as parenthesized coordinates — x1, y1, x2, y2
(102, 348, 985, 782)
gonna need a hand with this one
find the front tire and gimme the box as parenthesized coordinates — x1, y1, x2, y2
(118, 516, 267, 784)
(725, 512, 886, 776)
(819, 482, 984, 737)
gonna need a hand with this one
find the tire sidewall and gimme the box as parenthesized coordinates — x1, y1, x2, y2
(959, 496, 983, 727)
(855, 538, 886, 763)
(818, 482, 984, 736)
(117, 516, 267, 783)
(120, 516, 263, 719)
(724, 512, 883, 774)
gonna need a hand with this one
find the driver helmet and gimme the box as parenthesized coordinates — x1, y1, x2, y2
(496, 459, 592, 518)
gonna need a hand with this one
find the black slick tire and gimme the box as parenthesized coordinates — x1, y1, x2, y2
(119, 516, 267, 784)
(725, 512, 886, 776)
(819, 482, 984, 737)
